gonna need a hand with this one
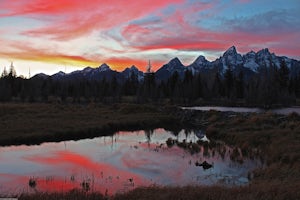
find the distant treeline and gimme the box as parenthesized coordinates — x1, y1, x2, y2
(0, 61, 299, 106)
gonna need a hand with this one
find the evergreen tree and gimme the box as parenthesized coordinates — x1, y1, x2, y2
(224, 66, 234, 98)
(8, 62, 17, 78)
(278, 60, 289, 89)
(236, 71, 244, 98)
(1, 67, 8, 78)
(212, 72, 223, 98)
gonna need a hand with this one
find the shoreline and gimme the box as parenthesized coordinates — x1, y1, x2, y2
(0, 103, 179, 146)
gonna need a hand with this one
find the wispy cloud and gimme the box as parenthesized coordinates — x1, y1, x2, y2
(0, 0, 183, 40)
(0, 0, 299, 75)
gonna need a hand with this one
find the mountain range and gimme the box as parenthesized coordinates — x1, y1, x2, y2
(33, 46, 300, 82)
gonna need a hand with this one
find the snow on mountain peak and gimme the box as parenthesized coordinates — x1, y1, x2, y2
(56, 71, 65, 76)
(224, 46, 237, 56)
(130, 65, 138, 71)
(257, 48, 270, 56)
(168, 57, 182, 66)
(83, 66, 93, 72)
(98, 63, 111, 72)
(248, 50, 255, 55)
(222, 46, 243, 69)
(194, 55, 208, 65)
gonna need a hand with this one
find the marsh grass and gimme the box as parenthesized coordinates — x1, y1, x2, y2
(18, 183, 300, 200)
(0, 103, 176, 146)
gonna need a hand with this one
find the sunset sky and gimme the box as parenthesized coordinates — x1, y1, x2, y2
(0, 0, 299, 77)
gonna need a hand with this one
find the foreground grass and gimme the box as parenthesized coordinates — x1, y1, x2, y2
(0, 103, 176, 146)
(201, 111, 300, 184)
(17, 183, 300, 200)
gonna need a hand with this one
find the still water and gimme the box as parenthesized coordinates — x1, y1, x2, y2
(182, 106, 300, 115)
(0, 129, 261, 195)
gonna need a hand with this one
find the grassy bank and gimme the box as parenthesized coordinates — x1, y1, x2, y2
(16, 183, 300, 200)
(0, 103, 177, 146)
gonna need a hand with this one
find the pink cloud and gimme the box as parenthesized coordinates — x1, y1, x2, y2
(121, 4, 300, 58)
(0, 0, 183, 40)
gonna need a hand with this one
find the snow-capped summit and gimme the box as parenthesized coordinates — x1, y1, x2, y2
(52, 71, 65, 77)
(122, 65, 139, 74)
(223, 46, 237, 56)
(155, 57, 185, 80)
(255, 48, 273, 68)
(83, 66, 93, 72)
(41, 46, 299, 83)
(164, 57, 185, 72)
(257, 48, 270, 55)
(194, 55, 209, 65)
(221, 46, 243, 72)
(121, 65, 144, 81)
(243, 51, 259, 72)
(155, 46, 299, 81)
(187, 55, 211, 74)
(168, 57, 183, 67)
(82, 67, 94, 75)
(32, 73, 49, 80)
(51, 71, 66, 80)
(129, 65, 139, 72)
(98, 63, 111, 72)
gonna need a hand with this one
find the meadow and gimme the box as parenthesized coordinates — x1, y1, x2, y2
(0, 103, 176, 146)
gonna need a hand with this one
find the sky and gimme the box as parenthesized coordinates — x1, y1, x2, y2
(0, 0, 299, 77)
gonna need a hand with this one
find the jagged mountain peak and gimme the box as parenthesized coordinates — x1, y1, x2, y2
(168, 57, 183, 66)
(123, 65, 139, 73)
(130, 65, 138, 71)
(83, 66, 93, 72)
(257, 48, 270, 55)
(247, 50, 256, 55)
(32, 73, 49, 79)
(121, 65, 144, 81)
(194, 55, 208, 64)
(99, 63, 110, 68)
(224, 46, 237, 56)
(44, 46, 299, 82)
(56, 71, 65, 75)
(221, 46, 243, 70)
(51, 71, 66, 80)
(98, 63, 111, 72)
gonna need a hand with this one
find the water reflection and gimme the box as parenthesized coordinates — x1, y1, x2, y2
(0, 129, 262, 195)
(182, 106, 300, 115)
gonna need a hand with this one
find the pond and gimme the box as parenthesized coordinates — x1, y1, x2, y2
(0, 129, 262, 195)
(182, 106, 300, 115)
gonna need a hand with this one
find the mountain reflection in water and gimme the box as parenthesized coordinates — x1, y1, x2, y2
(0, 129, 262, 195)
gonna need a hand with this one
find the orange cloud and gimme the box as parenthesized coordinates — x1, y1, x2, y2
(0, 49, 98, 67)
(103, 58, 165, 72)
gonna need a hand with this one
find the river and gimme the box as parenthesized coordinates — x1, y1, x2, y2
(182, 106, 300, 115)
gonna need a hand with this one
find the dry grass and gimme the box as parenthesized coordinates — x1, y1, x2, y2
(203, 111, 300, 187)
(17, 183, 300, 200)
(18, 189, 105, 200)
(0, 103, 176, 146)
(114, 183, 300, 200)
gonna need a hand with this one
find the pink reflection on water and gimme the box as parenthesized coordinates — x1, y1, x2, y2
(22, 150, 147, 194)
(0, 129, 260, 196)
